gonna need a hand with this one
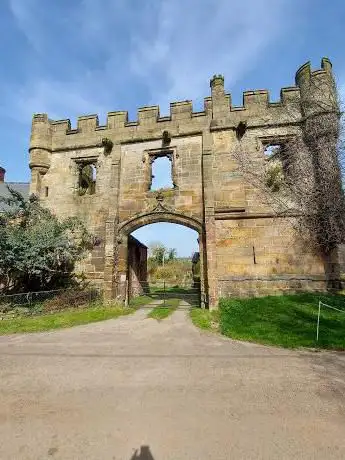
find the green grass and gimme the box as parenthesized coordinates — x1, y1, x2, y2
(147, 298, 180, 320)
(0, 305, 134, 335)
(219, 293, 345, 349)
(190, 308, 219, 331)
(128, 295, 153, 307)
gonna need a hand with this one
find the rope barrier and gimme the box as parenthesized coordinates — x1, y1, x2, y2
(316, 300, 345, 341)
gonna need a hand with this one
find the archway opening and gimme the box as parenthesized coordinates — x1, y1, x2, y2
(127, 222, 203, 308)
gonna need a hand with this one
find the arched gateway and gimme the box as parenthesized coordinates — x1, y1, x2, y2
(117, 209, 206, 306)
(29, 59, 339, 308)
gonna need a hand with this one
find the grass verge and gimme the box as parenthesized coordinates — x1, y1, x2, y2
(147, 299, 180, 320)
(219, 293, 345, 349)
(0, 305, 134, 335)
(128, 296, 154, 308)
(189, 308, 219, 331)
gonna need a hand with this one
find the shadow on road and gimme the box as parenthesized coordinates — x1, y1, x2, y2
(146, 285, 200, 307)
(130, 445, 155, 459)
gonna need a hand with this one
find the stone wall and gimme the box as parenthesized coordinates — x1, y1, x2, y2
(216, 217, 325, 297)
(28, 58, 339, 307)
(128, 236, 147, 298)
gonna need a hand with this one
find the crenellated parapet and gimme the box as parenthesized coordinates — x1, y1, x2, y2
(295, 57, 337, 118)
(77, 114, 99, 132)
(294, 58, 339, 157)
(295, 57, 333, 89)
(30, 58, 335, 150)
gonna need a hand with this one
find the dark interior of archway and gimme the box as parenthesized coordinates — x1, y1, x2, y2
(127, 222, 202, 308)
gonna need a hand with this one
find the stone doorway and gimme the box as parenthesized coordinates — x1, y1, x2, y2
(116, 213, 207, 308)
(128, 222, 202, 308)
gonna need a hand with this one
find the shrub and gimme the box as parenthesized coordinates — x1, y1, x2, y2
(42, 290, 95, 313)
(0, 187, 94, 294)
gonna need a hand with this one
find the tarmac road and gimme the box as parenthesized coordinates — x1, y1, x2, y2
(0, 306, 345, 459)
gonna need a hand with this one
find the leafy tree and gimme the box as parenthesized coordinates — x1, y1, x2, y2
(0, 187, 94, 293)
(168, 248, 177, 261)
(148, 241, 167, 265)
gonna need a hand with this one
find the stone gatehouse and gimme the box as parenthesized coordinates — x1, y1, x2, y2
(29, 58, 339, 308)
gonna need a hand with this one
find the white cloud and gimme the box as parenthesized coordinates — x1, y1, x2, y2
(130, 0, 294, 111)
(6, 79, 106, 123)
(5, 0, 296, 122)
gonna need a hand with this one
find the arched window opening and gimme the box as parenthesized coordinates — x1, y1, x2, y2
(264, 144, 284, 158)
(263, 142, 293, 191)
(150, 156, 174, 191)
(78, 162, 97, 195)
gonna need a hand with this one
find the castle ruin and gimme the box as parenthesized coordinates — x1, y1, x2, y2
(29, 58, 340, 308)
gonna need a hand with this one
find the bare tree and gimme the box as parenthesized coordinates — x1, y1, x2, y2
(233, 63, 345, 287)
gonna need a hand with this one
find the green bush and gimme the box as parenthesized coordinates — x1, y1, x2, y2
(0, 187, 93, 293)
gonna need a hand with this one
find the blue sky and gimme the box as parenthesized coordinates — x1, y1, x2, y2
(132, 223, 199, 258)
(1, 0, 345, 256)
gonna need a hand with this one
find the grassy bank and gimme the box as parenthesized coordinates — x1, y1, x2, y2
(147, 298, 180, 320)
(0, 305, 134, 335)
(190, 308, 219, 331)
(218, 293, 345, 349)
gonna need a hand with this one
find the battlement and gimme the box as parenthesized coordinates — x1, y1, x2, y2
(36, 97, 214, 134)
(295, 57, 333, 87)
(30, 58, 335, 143)
(34, 88, 302, 133)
